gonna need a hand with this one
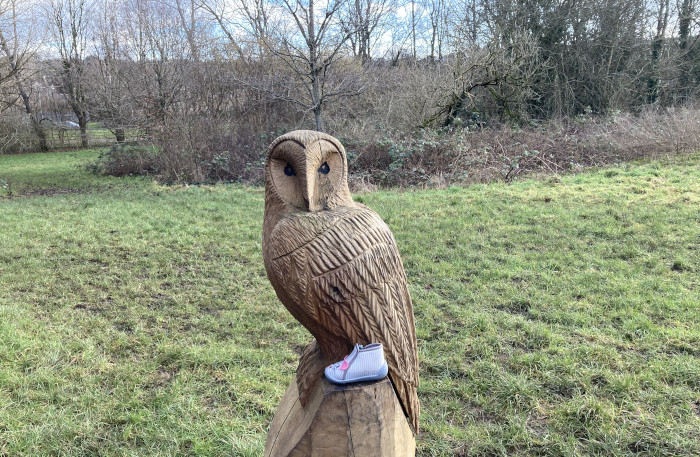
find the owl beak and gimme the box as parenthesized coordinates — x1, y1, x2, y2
(303, 165, 322, 212)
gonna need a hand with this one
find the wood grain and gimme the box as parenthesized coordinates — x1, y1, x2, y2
(263, 130, 420, 432)
(264, 375, 415, 457)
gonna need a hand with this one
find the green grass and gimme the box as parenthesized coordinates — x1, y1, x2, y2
(0, 149, 149, 197)
(1, 150, 699, 456)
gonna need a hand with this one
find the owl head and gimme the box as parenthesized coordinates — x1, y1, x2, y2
(264, 130, 353, 212)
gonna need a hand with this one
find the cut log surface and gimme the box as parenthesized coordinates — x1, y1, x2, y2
(264, 376, 415, 457)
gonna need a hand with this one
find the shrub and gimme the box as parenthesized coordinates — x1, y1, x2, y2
(344, 106, 700, 188)
(153, 116, 273, 185)
(88, 107, 700, 188)
(0, 113, 38, 154)
(88, 143, 159, 176)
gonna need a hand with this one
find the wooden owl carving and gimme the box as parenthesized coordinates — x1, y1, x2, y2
(262, 130, 420, 433)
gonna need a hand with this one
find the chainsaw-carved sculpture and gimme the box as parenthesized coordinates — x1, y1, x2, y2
(262, 130, 420, 437)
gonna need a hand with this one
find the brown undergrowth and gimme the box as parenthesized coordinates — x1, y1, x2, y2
(89, 107, 700, 187)
(345, 107, 700, 189)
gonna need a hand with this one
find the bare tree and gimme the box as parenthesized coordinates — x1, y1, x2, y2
(426, 0, 448, 61)
(450, 0, 481, 45)
(88, 0, 137, 141)
(411, 0, 416, 59)
(264, 0, 362, 131)
(120, 0, 190, 128)
(48, 0, 91, 147)
(198, 0, 271, 58)
(429, 29, 543, 126)
(648, 0, 670, 103)
(0, 0, 47, 150)
(173, 0, 201, 61)
(677, 0, 698, 99)
(338, 0, 396, 62)
(4, 0, 698, 159)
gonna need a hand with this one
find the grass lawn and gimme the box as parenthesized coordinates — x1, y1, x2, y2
(0, 150, 698, 456)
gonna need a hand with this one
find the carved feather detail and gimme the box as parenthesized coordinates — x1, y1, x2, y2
(263, 131, 420, 433)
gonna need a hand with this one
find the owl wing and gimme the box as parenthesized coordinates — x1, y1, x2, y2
(307, 207, 420, 432)
(267, 205, 420, 432)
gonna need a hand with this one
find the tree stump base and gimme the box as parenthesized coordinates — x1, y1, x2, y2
(264, 376, 415, 457)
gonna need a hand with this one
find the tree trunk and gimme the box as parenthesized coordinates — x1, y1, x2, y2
(29, 113, 48, 151)
(678, 0, 694, 99)
(648, 0, 669, 103)
(411, 0, 416, 60)
(78, 113, 89, 147)
(308, 0, 323, 132)
(679, 0, 693, 52)
(314, 105, 323, 132)
(19, 85, 48, 151)
(0, 29, 48, 151)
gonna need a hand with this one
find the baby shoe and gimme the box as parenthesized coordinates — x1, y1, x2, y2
(325, 343, 389, 384)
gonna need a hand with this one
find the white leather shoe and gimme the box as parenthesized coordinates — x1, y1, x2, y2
(325, 343, 389, 384)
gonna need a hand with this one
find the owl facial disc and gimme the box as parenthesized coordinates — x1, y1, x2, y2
(267, 135, 349, 212)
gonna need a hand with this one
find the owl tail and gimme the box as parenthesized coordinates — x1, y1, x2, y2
(390, 373, 420, 434)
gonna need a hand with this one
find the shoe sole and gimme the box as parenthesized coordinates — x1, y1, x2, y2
(325, 362, 389, 384)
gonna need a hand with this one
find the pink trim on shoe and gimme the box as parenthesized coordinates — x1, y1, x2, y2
(324, 343, 388, 384)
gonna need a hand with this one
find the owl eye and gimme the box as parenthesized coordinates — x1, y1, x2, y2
(284, 163, 296, 176)
(318, 162, 330, 175)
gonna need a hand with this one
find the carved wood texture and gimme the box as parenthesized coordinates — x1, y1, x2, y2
(264, 375, 415, 457)
(263, 130, 420, 433)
